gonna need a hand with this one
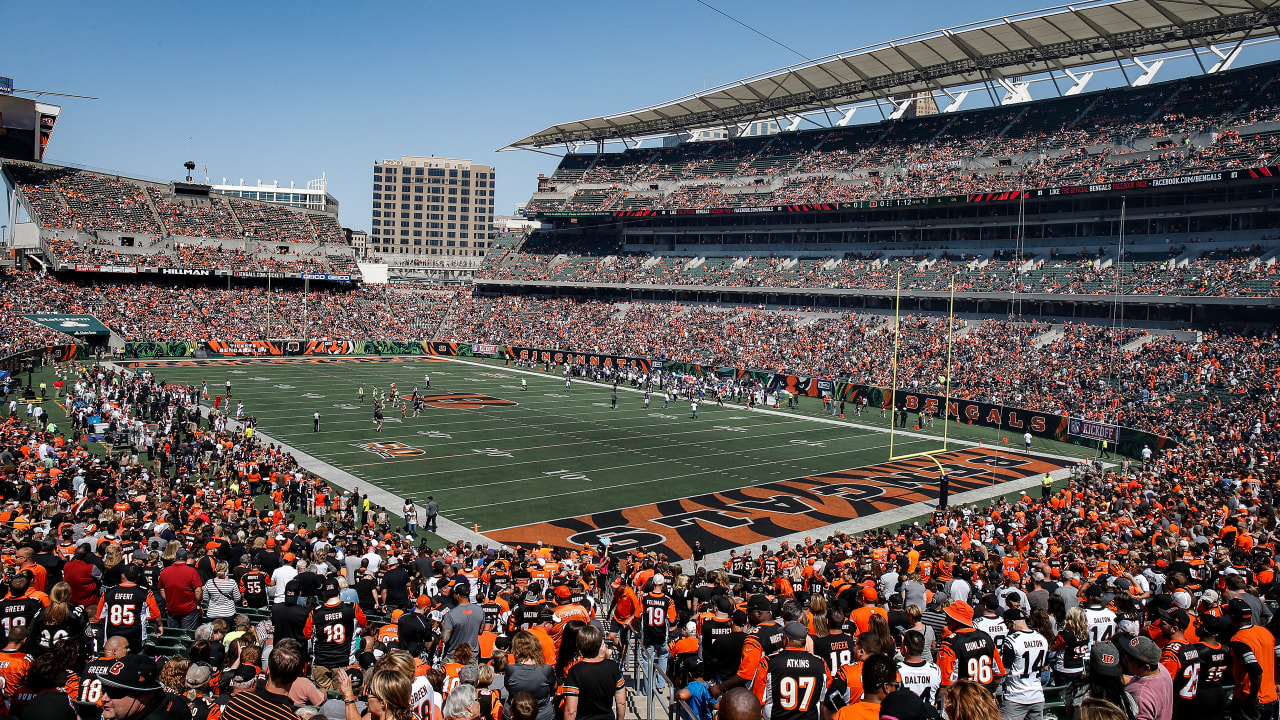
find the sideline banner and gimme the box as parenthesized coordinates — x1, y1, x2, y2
(502, 346, 651, 373)
(829, 382, 1171, 457)
(122, 341, 200, 359)
(1068, 417, 1120, 443)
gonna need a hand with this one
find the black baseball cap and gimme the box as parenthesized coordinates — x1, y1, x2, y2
(1227, 597, 1254, 620)
(322, 578, 341, 598)
(99, 655, 163, 693)
(1158, 606, 1190, 630)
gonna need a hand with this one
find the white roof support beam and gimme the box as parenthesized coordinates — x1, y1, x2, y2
(1062, 68, 1095, 95)
(888, 97, 915, 120)
(835, 106, 859, 126)
(1208, 42, 1245, 73)
(1129, 57, 1165, 86)
(996, 77, 1033, 104)
(942, 90, 970, 113)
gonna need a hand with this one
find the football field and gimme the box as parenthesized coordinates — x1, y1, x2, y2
(129, 356, 1085, 557)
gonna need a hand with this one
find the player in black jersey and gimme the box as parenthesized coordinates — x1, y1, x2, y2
(304, 579, 367, 669)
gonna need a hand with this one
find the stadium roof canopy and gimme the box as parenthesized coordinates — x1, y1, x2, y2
(505, 0, 1280, 149)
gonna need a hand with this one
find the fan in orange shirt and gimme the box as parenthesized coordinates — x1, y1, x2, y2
(832, 654, 897, 720)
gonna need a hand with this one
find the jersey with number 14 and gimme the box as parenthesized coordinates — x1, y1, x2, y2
(763, 648, 830, 720)
(1001, 630, 1048, 705)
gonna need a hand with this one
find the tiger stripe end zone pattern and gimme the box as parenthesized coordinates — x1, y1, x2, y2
(486, 448, 1071, 557)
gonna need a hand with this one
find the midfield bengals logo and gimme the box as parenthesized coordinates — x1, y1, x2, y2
(422, 393, 517, 410)
(355, 441, 425, 458)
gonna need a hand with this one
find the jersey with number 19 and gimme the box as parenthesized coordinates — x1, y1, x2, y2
(762, 648, 830, 720)
(1001, 630, 1048, 705)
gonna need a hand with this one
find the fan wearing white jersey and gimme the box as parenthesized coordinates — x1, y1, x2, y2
(973, 596, 1010, 649)
(1081, 585, 1117, 647)
(897, 630, 942, 707)
(1001, 609, 1049, 720)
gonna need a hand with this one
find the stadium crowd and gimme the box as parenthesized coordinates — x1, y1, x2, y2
(0, 295, 1265, 720)
(2, 163, 354, 254)
(0, 267, 1271, 445)
(526, 63, 1280, 215)
(477, 249, 1280, 298)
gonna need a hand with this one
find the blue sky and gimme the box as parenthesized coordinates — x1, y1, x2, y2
(5, 0, 1279, 235)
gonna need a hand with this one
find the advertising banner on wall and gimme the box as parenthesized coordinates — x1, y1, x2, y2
(1068, 417, 1120, 443)
(503, 346, 652, 373)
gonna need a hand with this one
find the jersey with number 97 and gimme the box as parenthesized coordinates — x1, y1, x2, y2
(763, 648, 830, 720)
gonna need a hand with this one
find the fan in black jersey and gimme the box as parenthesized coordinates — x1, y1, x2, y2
(29, 583, 87, 653)
(937, 601, 1005, 692)
(507, 584, 546, 635)
(0, 574, 45, 643)
(304, 579, 368, 669)
(1163, 611, 1232, 720)
(812, 606, 854, 674)
(700, 598, 736, 683)
(762, 622, 830, 720)
(78, 636, 130, 707)
(94, 566, 162, 653)
(238, 560, 271, 609)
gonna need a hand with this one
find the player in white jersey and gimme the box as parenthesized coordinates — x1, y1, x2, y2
(1000, 609, 1048, 720)
(973, 597, 1009, 649)
(898, 630, 942, 707)
(1081, 586, 1117, 647)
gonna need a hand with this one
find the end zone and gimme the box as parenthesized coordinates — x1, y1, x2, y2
(485, 447, 1072, 557)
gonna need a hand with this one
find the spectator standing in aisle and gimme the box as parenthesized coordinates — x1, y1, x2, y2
(156, 548, 203, 630)
(425, 496, 439, 533)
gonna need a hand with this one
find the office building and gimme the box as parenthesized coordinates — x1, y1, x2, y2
(368, 156, 495, 257)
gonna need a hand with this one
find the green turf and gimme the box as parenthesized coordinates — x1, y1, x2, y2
(130, 356, 1098, 535)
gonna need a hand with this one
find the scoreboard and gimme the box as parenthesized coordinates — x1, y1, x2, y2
(0, 93, 60, 162)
